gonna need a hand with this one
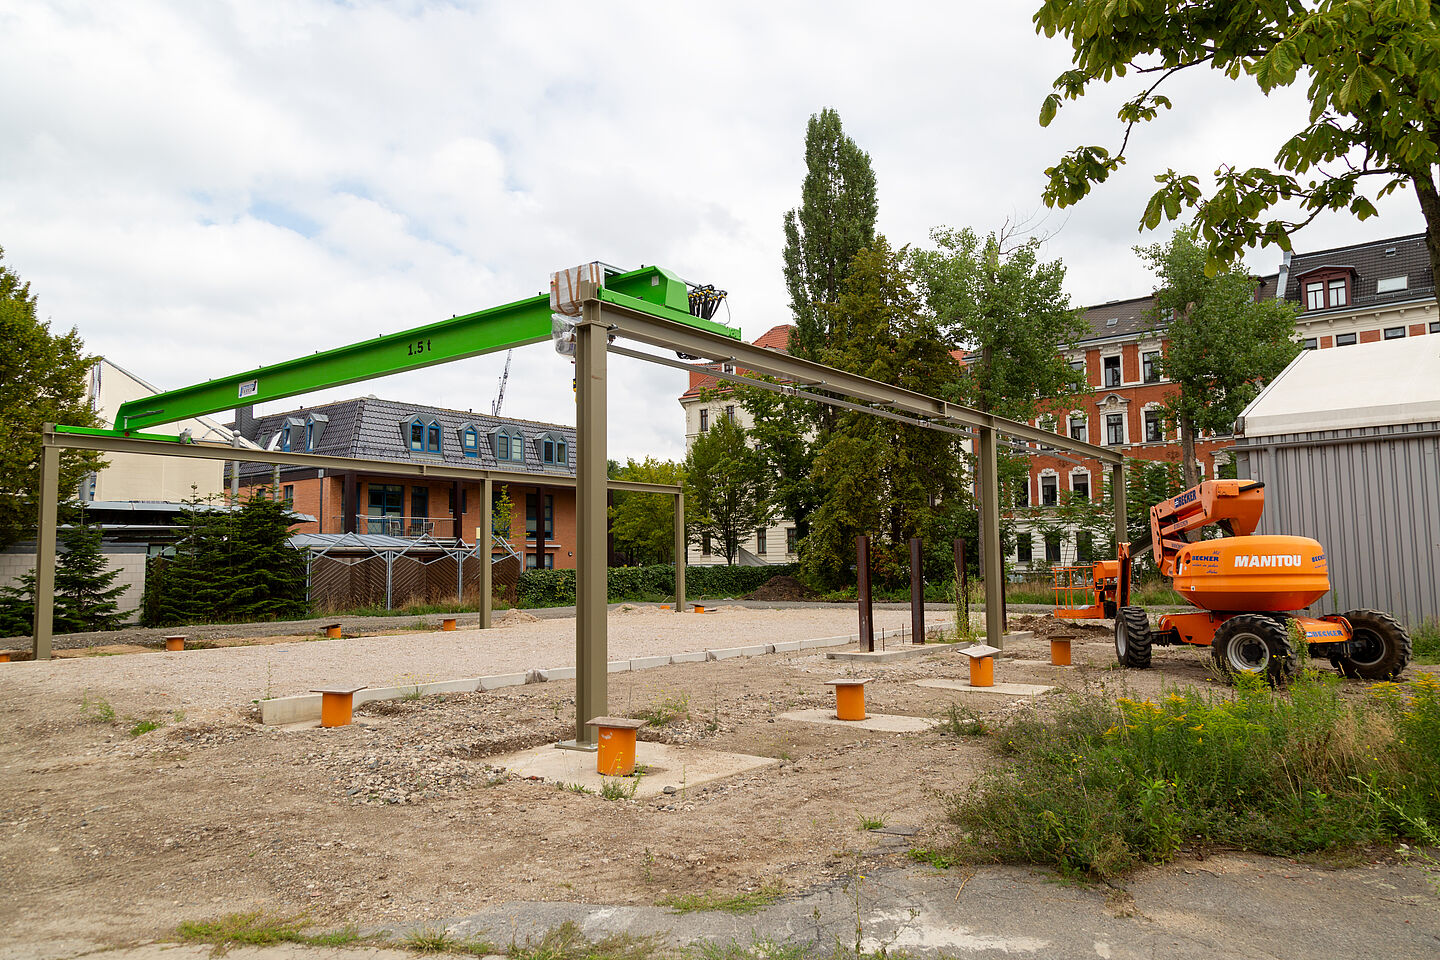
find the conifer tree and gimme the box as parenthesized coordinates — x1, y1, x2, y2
(52, 517, 128, 631)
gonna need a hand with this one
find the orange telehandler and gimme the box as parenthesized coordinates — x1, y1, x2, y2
(1054, 478, 1411, 683)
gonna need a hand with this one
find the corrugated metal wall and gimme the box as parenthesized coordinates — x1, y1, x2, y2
(1234, 421, 1440, 629)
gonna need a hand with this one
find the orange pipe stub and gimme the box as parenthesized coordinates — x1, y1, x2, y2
(825, 678, 874, 721)
(164, 635, 186, 652)
(324, 623, 342, 639)
(968, 657, 994, 687)
(0, 652, 11, 663)
(588, 716, 646, 777)
(1050, 637, 1073, 666)
(312, 686, 367, 728)
(441, 618, 457, 631)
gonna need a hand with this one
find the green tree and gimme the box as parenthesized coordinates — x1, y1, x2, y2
(1140, 228, 1301, 487)
(804, 238, 969, 589)
(684, 415, 771, 565)
(492, 485, 514, 540)
(1035, 0, 1440, 277)
(0, 511, 130, 635)
(0, 246, 104, 548)
(608, 457, 685, 565)
(783, 107, 879, 363)
(911, 226, 1090, 421)
(732, 382, 818, 545)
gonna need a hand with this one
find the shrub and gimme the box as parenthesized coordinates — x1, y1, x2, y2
(515, 563, 801, 608)
(939, 672, 1440, 878)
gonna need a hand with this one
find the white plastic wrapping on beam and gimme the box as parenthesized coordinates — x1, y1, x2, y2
(549, 262, 604, 317)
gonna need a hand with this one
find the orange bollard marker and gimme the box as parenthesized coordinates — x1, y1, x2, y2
(312, 686, 367, 728)
(961, 644, 1001, 688)
(441, 617, 457, 631)
(323, 623, 342, 639)
(164, 635, 186, 652)
(825, 677, 875, 721)
(1050, 636, 1073, 666)
(588, 716, 647, 777)
(0, 652, 11, 663)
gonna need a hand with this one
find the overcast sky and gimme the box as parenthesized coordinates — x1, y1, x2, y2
(1, 1, 1427, 461)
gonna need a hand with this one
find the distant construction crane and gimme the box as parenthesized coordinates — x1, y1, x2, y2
(491, 349, 512, 417)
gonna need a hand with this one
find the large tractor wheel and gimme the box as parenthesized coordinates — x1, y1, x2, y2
(1114, 606, 1152, 668)
(1332, 609, 1411, 681)
(1211, 614, 1296, 685)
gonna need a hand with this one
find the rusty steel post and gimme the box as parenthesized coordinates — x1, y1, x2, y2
(910, 537, 924, 644)
(857, 534, 874, 652)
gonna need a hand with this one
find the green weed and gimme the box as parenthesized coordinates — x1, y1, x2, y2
(639, 692, 690, 727)
(659, 882, 784, 915)
(600, 777, 640, 801)
(508, 920, 660, 960)
(176, 911, 360, 950)
(559, 782, 593, 795)
(128, 718, 163, 737)
(1411, 619, 1440, 664)
(935, 672, 1440, 878)
(906, 847, 960, 869)
(402, 928, 497, 954)
(857, 815, 885, 831)
(936, 703, 987, 737)
(80, 691, 115, 724)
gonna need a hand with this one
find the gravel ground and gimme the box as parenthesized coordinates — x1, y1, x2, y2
(0, 605, 944, 718)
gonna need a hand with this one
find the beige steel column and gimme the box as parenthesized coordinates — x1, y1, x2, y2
(977, 425, 1004, 649)
(673, 490, 685, 612)
(573, 293, 608, 745)
(480, 477, 493, 629)
(32, 435, 60, 660)
(1111, 461, 1128, 555)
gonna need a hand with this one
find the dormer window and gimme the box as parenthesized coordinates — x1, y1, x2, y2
(459, 425, 479, 458)
(408, 419, 425, 451)
(303, 414, 327, 452)
(426, 421, 441, 453)
(304, 420, 313, 451)
(281, 424, 292, 452)
(1298, 267, 1354, 311)
(497, 433, 510, 460)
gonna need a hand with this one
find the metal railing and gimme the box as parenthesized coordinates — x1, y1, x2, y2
(1052, 565, 1096, 612)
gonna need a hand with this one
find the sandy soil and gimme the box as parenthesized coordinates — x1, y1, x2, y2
(0, 609, 1425, 958)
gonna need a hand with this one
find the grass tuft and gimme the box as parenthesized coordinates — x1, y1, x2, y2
(176, 911, 360, 951)
(936, 703, 987, 737)
(857, 815, 885, 831)
(508, 920, 660, 960)
(659, 882, 784, 915)
(403, 927, 497, 954)
(128, 718, 163, 737)
(639, 692, 690, 728)
(1412, 619, 1440, 665)
(600, 776, 640, 801)
(80, 691, 115, 724)
(934, 672, 1440, 879)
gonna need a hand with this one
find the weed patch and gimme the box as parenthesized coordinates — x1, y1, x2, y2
(403, 927, 497, 954)
(660, 882, 784, 915)
(936, 703, 987, 737)
(79, 691, 115, 724)
(508, 920, 661, 960)
(128, 718, 163, 737)
(600, 777, 640, 801)
(1412, 620, 1440, 664)
(639, 692, 691, 727)
(937, 672, 1440, 878)
(176, 911, 360, 951)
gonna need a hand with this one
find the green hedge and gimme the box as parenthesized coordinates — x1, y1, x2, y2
(516, 563, 800, 608)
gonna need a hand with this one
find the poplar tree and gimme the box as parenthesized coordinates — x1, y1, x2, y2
(782, 108, 879, 363)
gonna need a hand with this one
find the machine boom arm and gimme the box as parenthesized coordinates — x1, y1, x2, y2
(1150, 479, 1265, 578)
(115, 264, 739, 431)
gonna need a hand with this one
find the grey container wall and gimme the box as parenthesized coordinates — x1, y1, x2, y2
(1232, 421, 1440, 630)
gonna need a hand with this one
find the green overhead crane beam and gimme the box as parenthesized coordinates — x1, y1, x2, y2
(115, 264, 740, 431)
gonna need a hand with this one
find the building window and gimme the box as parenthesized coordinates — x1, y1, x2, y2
(1384, 326, 1406, 340)
(1044, 533, 1062, 563)
(304, 421, 314, 451)
(1103, 355, 1121, 387)
(786, 527, 797, 553)
(1336, 332, 1357, 347)
(1040, 474, 1058, 507)
(497, 433, 510, 460)
(1106, 413, 1125, 445)
(1430, 321, 1440, 334)
(1076, 532, 1094, 563)
(409, 420, 425, 451)
(701, 534, 712, 556)
(366, 484, 403, 534)
(1072, 473, 1090, 500)
(282, 484, 294, 503)
(1068, 358, 1085, 375)
(526, 553, 554, 569)
(462, 427, 478, 457)
(511, 433, 523, 461)
(426, 421, 441, 453)
(722, 362, 735, 374)
(755, 527, 767, 554)
(1302, 338, 1318, 350)
(1328, 278, 1348, 307)
(1306, 281, 1325, 311)
(525, 493, 553, 540)
(280, 424, 292, 452)
(412, 486, 429, 520)
(1145, 409, 1164, 442)
(699, 408, 709, 433)
(543, 437, 556, 463)
(1142, 351, 1161, 383)
(1377, 275, 1409, 293)
(725, 404, 735, 421)
(1069, 414, 1087, 442)
(1016, 533, 1032, 563)
(1015, 479, 1030, 508)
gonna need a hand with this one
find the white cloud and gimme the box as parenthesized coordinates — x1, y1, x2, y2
(0, 0, 1427, 462)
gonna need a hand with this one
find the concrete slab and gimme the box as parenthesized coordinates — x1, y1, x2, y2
(478, 672, 528, 691)
(629, 655, 672, 671)
(489, 741, 776, 799)
(911, 679, 1055, 697)
(535, 666, 576, 682)
(776, 708, 940, 733)
(827, 643, 959, 663)
(668, 650, 708, 664)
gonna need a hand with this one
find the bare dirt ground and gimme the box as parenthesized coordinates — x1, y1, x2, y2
(0, 609, 1432, 959)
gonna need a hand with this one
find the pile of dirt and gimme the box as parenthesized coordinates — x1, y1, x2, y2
(494, 608, 541, 624)
(744, 575, 817, 602)
(1009, 612, 1109, 639)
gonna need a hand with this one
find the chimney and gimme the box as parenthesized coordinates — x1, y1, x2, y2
(1275, 249, 1293, 301)
(236, 405, 257, 441)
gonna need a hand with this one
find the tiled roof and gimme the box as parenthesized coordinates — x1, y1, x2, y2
(235, 397, 576, 479)
(1282, 232, 1434, 311)
(1073, 274, 1280, 344)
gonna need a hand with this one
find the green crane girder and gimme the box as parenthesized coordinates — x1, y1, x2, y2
(114, 264, 739, 431)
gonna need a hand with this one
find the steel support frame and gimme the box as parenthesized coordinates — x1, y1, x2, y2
(572, 293, 607, 746)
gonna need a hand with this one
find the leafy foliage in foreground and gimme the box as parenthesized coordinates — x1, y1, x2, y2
(942, 672, 1440, 878)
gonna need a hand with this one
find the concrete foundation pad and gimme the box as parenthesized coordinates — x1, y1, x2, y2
(668, 650, 708, 664)
(777, 708, 940, 733)
(827, 643, 958, 663)
(911, 679, 1055, 697)
(629, 655, 672, 671)
(490, 741, 776, 799)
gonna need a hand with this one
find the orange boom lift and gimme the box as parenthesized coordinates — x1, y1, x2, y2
(1053, 479, 1411, 683)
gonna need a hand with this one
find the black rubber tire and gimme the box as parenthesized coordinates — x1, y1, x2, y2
(1211, 614, 1297, 685)
(1334, 609, 1411, 681)
(1114, 606, 1152, 668)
